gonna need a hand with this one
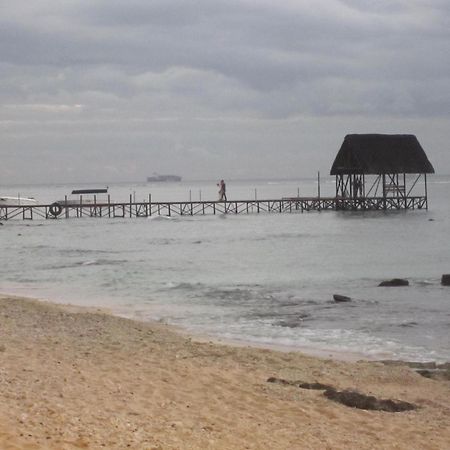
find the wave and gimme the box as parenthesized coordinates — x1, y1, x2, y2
(162, 281, 205, 292)
(147, 215, 177, 222)
(413, 279, 436, 286)
(274, 315, 310, 328)
(43, 259, 128, 270)
(241, 232, 314, 242)
(56, 248, 122, 256)
(399, 321, 419, 328)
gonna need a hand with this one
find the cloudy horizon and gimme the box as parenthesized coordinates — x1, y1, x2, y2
(1, 0, 449, 184)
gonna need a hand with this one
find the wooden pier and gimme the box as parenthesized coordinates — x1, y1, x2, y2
(0, 134, 435, 222)
(0, 195, 429, 221)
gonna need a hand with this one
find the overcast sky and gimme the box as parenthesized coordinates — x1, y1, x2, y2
(1, 0, 449, 184)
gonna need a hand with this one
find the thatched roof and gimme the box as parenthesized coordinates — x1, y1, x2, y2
(330, 134, 435, 175)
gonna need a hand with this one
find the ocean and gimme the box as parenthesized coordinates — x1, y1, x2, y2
(1, 176, 449, 362)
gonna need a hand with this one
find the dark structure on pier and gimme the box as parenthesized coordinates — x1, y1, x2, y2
(330, 134, 435, 210)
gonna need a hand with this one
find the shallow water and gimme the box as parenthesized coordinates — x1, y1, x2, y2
(1, 177, 449, 361)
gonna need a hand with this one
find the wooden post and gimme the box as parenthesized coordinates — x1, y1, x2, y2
(317, 171, 321, 199)
(149, 194, 152, 216)
(129, 194, 132, 217)
(317, 171, 321, 211)
(424, 173, 428, 210)
(403, 173, 406, 198)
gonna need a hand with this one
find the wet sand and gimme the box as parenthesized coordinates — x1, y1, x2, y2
(0, 294, 449, 449)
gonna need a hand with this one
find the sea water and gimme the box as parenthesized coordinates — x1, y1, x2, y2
(1, 177, 449, 362)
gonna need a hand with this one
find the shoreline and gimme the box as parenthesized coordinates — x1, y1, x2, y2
(1, 288, 373, 362)
(1, 293, 449, 449)
(1, 289, 370, 362)
(3, 291, 447, 368)
(172, 327, 387, 363)
(0, 289, 440, 364)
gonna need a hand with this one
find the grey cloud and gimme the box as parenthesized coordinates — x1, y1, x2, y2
(2, 1, 449, 92)
(1, 0, 449, 183)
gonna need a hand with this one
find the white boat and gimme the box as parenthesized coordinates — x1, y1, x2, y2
(0, 196, 38, 206)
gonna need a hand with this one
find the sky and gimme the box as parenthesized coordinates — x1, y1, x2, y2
(1, 0, 449, 184)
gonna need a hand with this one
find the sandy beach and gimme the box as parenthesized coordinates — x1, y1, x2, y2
(0, 294, 449, 449)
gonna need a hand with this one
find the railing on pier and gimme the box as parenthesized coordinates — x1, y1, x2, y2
(0, 195, 429, 221)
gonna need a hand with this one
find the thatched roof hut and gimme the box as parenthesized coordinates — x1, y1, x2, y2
(330, 134, 435, 175)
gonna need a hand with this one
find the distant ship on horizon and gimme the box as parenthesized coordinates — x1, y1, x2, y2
(146, 174, 182, 182)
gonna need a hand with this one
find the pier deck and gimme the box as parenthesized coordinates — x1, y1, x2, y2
(0, 195, 428, 221)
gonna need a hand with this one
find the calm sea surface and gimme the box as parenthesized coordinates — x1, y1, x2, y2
(1, 177, 449, 362)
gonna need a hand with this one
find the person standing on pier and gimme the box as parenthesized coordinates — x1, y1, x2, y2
(218, 179, 227, 201)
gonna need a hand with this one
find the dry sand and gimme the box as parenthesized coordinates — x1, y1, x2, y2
(0, 294, 449, 449)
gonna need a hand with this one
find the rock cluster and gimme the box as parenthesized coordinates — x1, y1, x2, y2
(267, 377, 417, 412)
(333, 294, 351, 303)
(379, 278, 409, 287)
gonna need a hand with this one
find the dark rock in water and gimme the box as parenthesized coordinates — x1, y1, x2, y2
(323, 388, 416, 412)
(379, 360, 450, 381)
(441, 274, 450, 286)
(333, 294, 351, 303)
(416, 369, 450, 381)
(416, 363, 450, 381)
(378, 278, 409, 287)
(381, 360, 436, 369)
(404, 361, 437, 369)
